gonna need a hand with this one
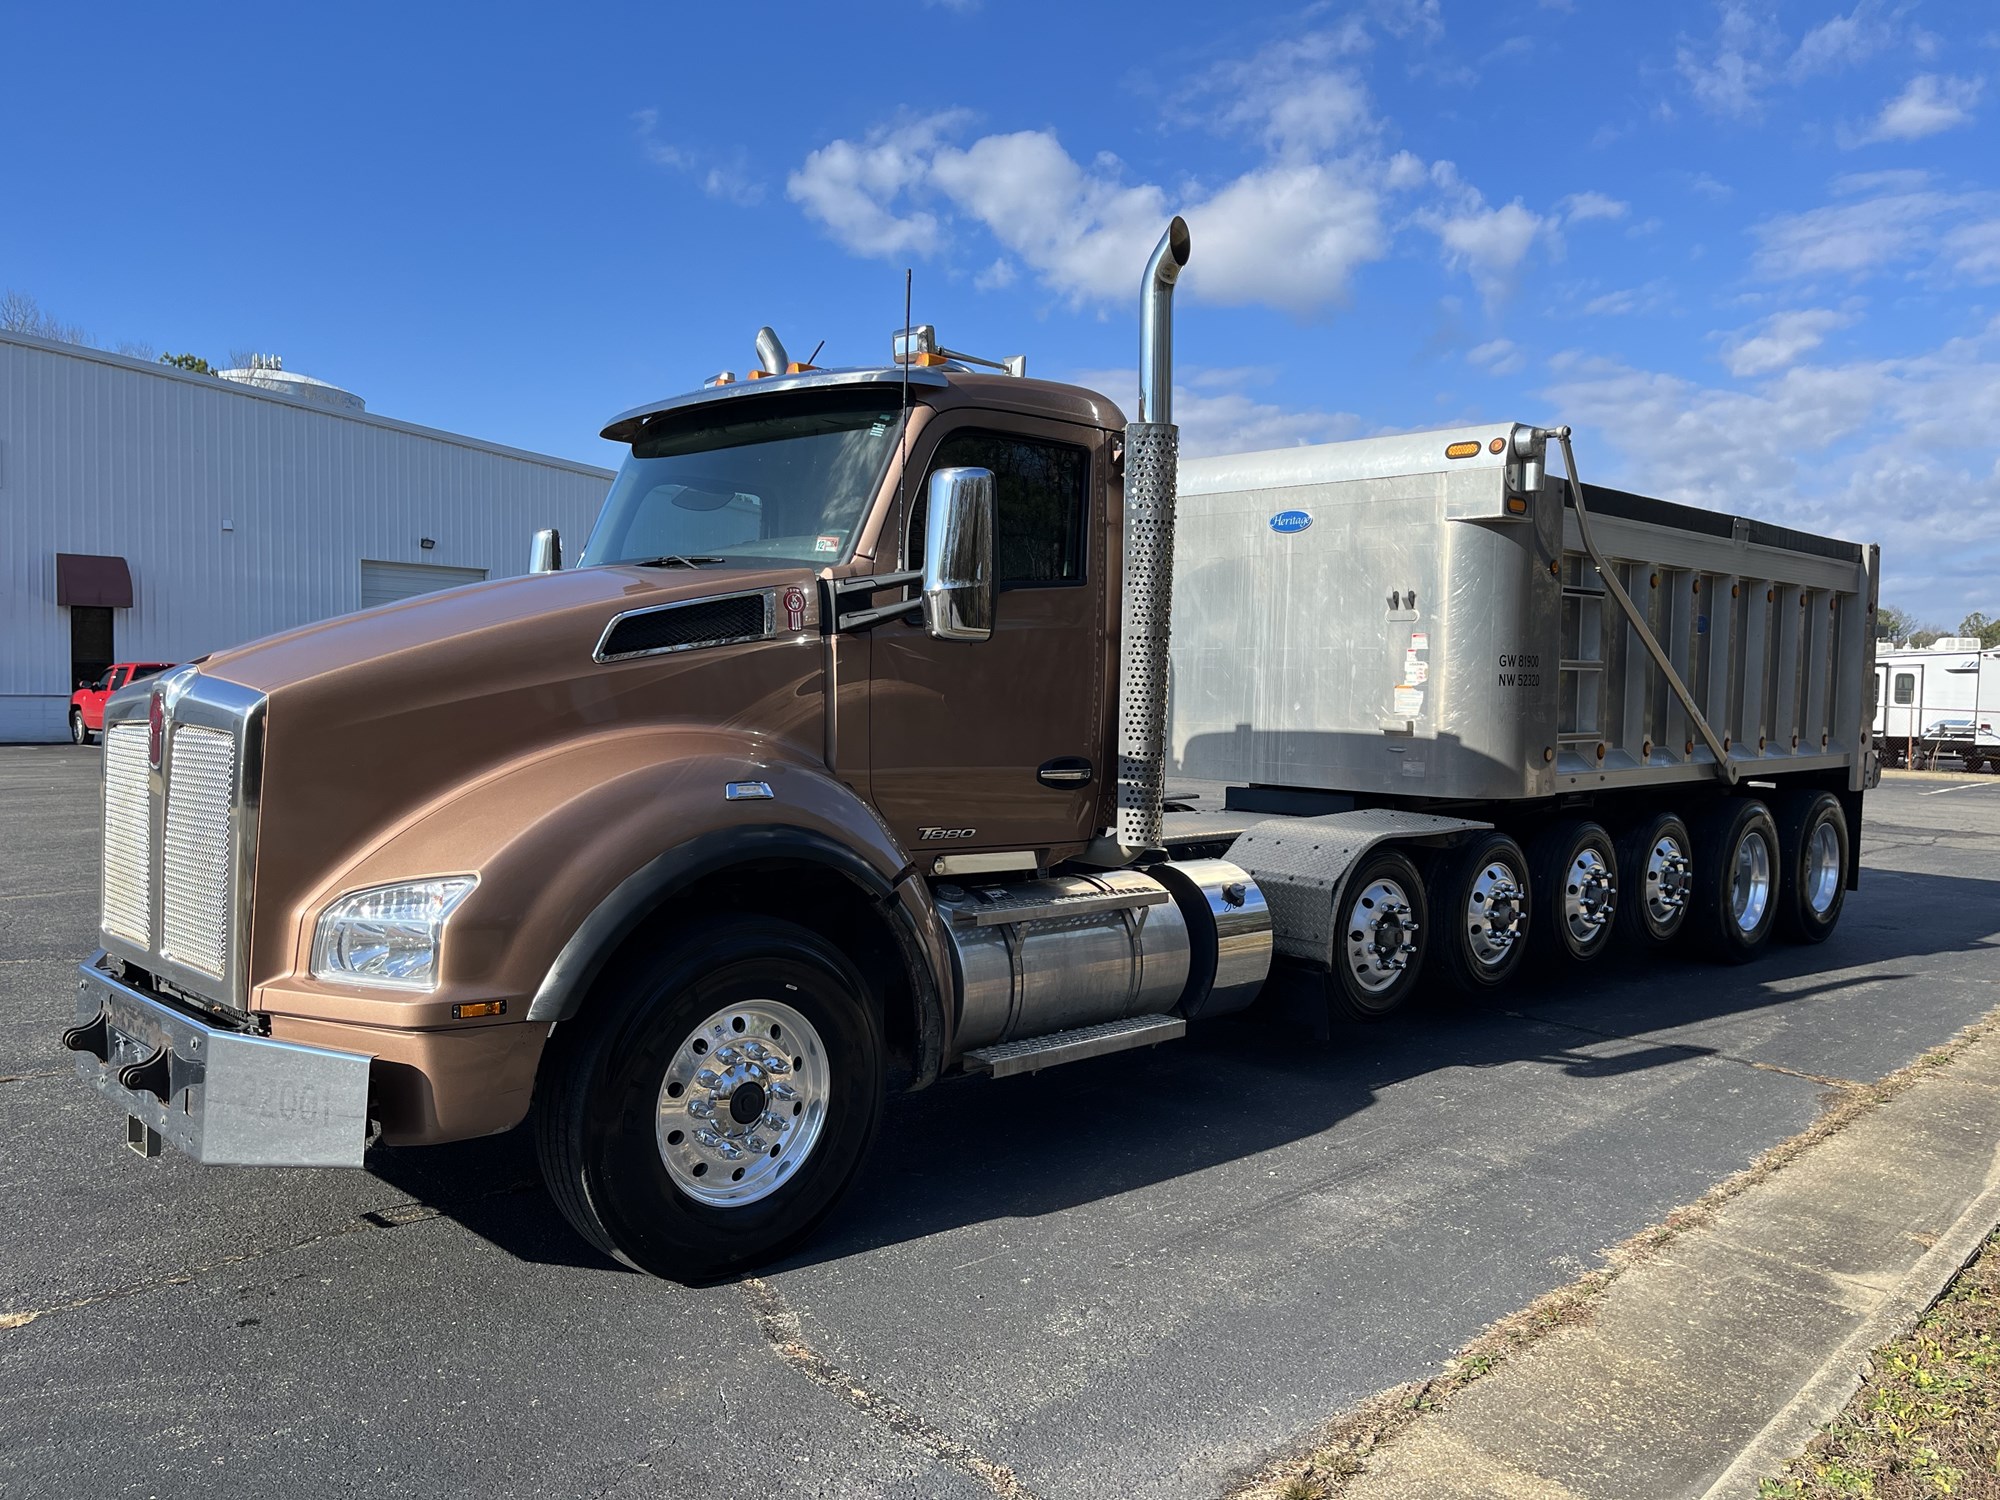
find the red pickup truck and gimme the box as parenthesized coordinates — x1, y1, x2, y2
(70, 663, 173, 744)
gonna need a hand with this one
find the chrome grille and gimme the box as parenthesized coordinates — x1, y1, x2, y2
(161, 725, 236, 979)
(101, 726, 152, 946)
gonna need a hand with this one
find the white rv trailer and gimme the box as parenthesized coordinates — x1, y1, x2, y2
(1874, 639, 2000, 770)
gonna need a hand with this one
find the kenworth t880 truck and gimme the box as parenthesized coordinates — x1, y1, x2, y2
(64, 219, 1879, 1280)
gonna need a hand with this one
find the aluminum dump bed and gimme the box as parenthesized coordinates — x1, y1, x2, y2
(1169, 423, 1880, 803)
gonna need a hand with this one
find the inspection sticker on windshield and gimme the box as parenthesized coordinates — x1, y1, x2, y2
(814, 534, 842, 554)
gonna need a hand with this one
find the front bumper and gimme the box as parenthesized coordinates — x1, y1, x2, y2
(66, 953, 371, 1167)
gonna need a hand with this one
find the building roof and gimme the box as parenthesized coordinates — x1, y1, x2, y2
(0, 329, 614, 479)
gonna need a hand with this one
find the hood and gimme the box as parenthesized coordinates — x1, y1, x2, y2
(201, 563, 829, 987)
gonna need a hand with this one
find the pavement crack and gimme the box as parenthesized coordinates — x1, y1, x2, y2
(0, 1069, 71, 1085)
(1505, 1008, 1862, 1089)
(739, 1276, 1041, 1499)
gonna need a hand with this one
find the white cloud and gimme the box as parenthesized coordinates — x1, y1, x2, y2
(1676, 2, 1783, 120)
(1850, 74, 1983, 145)
(1580, 280, 1673, 318)
(1685, 172, 1733, 201)
(1071, 366, 1366, 455)
(1419, 162, 1553, 306)
(634, 109, 766, 207)
(1750, 179, 2000, 281)
(1561, 191, 1629, 225)
(1789, 2, 1896, 78)
(1467, 338, 1525, 375)
(786, 112, 968, 258)
(1719, 308, 1857, 377)
(1946, 220, 2000, 282)
(1544, 320, 2000, 615)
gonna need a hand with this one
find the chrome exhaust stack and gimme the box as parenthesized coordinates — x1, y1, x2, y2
(1114, 216, 1192, 856)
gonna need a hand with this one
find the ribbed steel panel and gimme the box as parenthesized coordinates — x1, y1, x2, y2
(100, 725, 151, 946)
(160, 725, 235, 979)
(1, 331, 614, 741)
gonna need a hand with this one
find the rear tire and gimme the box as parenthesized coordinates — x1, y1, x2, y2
(535, 916, 885, 1282)
(1329, 849, 1429, 1021)
(1426, 833, 1531, 994)
(1774, 790, 1848, 944)
(1613, 811, 1693, 949)
(1689, 798, 1780, 963)
(1527, 820, 1618, 964)
(70, 710, 92, 745)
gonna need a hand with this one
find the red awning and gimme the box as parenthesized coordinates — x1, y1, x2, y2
(55, 553, 133, 609)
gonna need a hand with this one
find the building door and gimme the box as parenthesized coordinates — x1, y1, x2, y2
(70, 605, 114, 691)
(359, 560, 489, 609)
(868, 416, 1109, 857)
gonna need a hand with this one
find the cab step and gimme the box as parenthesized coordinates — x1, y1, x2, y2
(963, 1014, 1186, 1079)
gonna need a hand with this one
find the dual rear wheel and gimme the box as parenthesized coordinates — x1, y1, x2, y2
(1328, 790, 1848, 1018)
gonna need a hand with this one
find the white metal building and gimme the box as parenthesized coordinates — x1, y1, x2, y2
(1, 330, 614, 741)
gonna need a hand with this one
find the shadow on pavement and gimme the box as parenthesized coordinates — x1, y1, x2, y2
(363, 866, 2000, 1277)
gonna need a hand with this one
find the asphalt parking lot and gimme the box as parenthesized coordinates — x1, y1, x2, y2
(3, 746, 1997, 1500)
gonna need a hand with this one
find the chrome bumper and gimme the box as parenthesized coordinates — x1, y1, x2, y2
(66, 954, 371, 1167)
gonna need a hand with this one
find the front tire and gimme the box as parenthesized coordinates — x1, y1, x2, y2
(1426, 833, 1531, 994)
(70, 710, 92, 745)
(535, 916, 885, 1282)
(1774, 791, 1848, 944)
(1329, 849, 1429, 1020)
(1690, 798, 1780, 963)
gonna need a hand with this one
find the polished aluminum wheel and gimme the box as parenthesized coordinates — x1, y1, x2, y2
(1730, 829, 1774, 934)
(1642, 835, 1692, 928)
(1464, 861, 1525, 969)
(656, 997, 828, 1207)
(1804, 820, 1841, 917)
(1344, 877, 1419, 994)
(1560, 848, 1616, 944)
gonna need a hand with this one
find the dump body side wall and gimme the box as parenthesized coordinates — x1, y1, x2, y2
(1170, 431, 1874, 803)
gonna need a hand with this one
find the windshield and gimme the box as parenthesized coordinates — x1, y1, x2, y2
(584, 392, 903, 568)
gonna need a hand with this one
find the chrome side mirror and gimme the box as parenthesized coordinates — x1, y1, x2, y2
(922, 467, 995, 642)
(528, 527, 562, 574)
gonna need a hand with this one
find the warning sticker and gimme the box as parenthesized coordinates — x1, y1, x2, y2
(1409, 632, 1429, 651)
(1405, 656, 1430, 685)
(1393, 685, 1425, 718)
(1401, 758, 1427, 778)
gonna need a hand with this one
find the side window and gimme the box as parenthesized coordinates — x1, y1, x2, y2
(1893, 672, 1915, 705)
(912, 431, 1088, 586)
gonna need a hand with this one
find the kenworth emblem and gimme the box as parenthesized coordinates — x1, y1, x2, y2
(148, 688, 165, 768)
(1269, 509, 1313, 534)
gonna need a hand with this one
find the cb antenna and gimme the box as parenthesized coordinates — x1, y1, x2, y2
(899, 267, 912, 558)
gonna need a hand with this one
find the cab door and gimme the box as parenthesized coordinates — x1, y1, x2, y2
(869, 414, 1110, 859)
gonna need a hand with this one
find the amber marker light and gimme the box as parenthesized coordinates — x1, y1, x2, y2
(1445, 440, 1481, 459)
(1489, 437, 1506, 453)
(452, 1001, 506, 1019)
(1506, 496, 1529, 514)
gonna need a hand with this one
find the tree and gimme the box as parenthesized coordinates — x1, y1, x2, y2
(1911, 628, 1944, 649)
(0, 290, 90, 345)
(1960, 613, 2000, 649)
(158, 352, 215, 375)
(1877, 604, 1917, 643)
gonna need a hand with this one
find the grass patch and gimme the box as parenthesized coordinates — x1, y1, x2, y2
(1760, 1229, 2000, 1500)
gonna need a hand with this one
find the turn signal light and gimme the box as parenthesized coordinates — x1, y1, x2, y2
(1445, 440, 1481, 459)
(451, 1000, 506, 1020)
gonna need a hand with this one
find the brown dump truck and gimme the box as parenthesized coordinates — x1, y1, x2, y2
(64, 219, 1880, 1279)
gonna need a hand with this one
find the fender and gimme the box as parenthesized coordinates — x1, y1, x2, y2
(526, 823, 948, 1088)
(257, 725, 955, 1084)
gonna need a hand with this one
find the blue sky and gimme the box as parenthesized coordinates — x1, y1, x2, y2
(4, 1, 1995, 620)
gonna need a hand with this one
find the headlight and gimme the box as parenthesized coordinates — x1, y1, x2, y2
(311, 877, 477, 992)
